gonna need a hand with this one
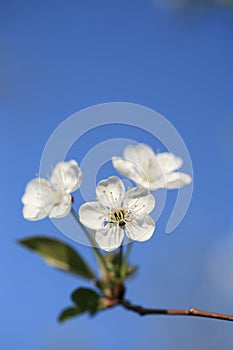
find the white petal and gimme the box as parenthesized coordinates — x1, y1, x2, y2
(114, 145, 191, 192)
(22, 178, 58, 220)
(112, 157, 153, 189)
(144, 177, 167, 191)
(50, 160, 82, 193)
(95, 224, 124, 252)
(49, 194, 72, 218)
(137, 153, 183, 187)
(112, 157, 142, 180)
(122, 144, 162, 186)
(123, 187, 155, 215)
(155, 152, 183, 173)
(124, 144, 155, 169)
(125, 214, 155, 242)
(79, 202, 107, 230)
(96, 176, 125, 208)
(22, 205, 47, 221)
(164, 172, 192, 189)
(22, 178, 52, 205)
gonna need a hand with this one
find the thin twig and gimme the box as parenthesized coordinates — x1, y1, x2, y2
(119, 300, 233, 322)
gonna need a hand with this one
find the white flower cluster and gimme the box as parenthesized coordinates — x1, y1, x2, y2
(22, 144, 192, 251)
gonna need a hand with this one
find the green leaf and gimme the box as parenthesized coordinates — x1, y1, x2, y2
(59, 288, 103, 323)
(71, 288, 101, 314)
(58, 306, 85, 323)
(18, 236, 95, 280)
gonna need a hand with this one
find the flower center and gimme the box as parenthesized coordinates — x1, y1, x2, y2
(109, 209, 129, 229)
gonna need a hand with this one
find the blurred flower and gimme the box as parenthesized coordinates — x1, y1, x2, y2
(22, 160, 82, 220)
(112, 144, 192, 191)
(79, 176, 155, 251)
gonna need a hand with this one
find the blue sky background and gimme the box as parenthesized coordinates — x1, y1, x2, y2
(1, 1, 233, 349)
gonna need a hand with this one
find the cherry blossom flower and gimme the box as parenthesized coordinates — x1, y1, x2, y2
(79, 176, 155, 251)
(22, 160, 82, 220)
(112, 144, 192, 191)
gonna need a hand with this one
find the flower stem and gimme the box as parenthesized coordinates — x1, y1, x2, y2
(120, 242, 132, 279)
(118, 245, 123, 278)
(70, 208, 109, 272)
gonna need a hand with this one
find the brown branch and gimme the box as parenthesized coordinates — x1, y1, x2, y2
(119, 300, 233, 322)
